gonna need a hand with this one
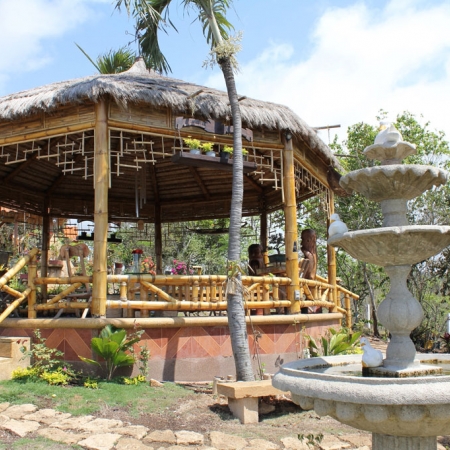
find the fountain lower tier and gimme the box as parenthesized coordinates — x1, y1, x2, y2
(273, 354, 450, 439)
(328, 225, 450, 266)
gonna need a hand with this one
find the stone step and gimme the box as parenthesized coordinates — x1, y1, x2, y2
(0, 337, 30, 380)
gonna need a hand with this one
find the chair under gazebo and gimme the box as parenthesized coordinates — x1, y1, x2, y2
(0, 59, 357, 380)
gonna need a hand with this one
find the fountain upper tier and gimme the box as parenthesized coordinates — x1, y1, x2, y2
(340, 165, 447, 202)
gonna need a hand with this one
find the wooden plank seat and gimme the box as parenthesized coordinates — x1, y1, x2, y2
(216, 380, 287, 424)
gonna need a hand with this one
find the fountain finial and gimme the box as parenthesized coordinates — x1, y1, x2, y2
(364, 122, 416, 164)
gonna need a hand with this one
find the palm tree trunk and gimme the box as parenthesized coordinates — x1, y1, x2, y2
(220, 56, 254, 382)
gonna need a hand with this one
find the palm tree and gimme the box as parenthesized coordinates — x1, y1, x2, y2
(76, 44, 136, 74)
(114, 0, 254, 381)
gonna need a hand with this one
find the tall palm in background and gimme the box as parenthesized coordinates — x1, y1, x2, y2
(76, 44, 136, 74)
(114, 0, 254, 381)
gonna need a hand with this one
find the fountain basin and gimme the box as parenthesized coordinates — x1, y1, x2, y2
(339, 165, 448, 201)
(328, 225, 450, 266)
(273, 354, 450, 437)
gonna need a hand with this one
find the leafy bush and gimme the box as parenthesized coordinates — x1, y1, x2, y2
(20, 329, 65, 374)
(40, 367, 73, 386)
(11, 367, 40, 381)
(305, 327, 362, 357)
(79, 324, 142, 380)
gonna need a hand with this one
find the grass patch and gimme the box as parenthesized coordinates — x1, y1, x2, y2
(10, 436, 83, 449)
(0, 380, 192, 418)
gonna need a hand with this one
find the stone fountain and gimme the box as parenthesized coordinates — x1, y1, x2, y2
(273, 124, 450, 449)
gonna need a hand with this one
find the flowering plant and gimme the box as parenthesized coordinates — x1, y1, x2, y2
(132, 248, 143, 254)
(141, 256, 156, 275)
(171, 259, 193, 275)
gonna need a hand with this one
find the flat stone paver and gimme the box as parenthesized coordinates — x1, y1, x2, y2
(115, 425, 149, 439)
(143, 429, 176, 444)
(77, 432, 122, 450)
(115, 437, 155, 449)
(1, 418, 40, 437)
(246, 438, 280, 449)
(210, 431, 248, 450)
(280, 436, 311, 450)
(37, 427, 90, 445)
(175, 430, 205, 445)
(3, 403, 37, 419)
(50, 415, 95, 430)
(79, 417, 123, 431)
(23, 408, 71, 424)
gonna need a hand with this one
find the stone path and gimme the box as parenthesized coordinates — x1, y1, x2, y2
(0, 402, 447, 450)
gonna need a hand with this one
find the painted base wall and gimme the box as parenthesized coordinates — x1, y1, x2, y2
(0, 317, 340, 381)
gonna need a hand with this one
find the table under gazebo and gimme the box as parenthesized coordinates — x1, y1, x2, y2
(0, 59, 357, 380)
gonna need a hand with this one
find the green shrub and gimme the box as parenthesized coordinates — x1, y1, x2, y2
(305, 327, 362, 357)
(79, 324, 142, 381)
(40, 367, 72, 386)
(122, 375, 146, 385)
(11, 367, 40, 381)
(20, 329, 64, 374)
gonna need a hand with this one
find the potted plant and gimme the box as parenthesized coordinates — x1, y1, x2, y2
(242, 148, 249, 161)
(220, 145, 233, 163)
(184, 137, 201, 154)
(268, 232, 286, 263)
(201, 142, 216, 157)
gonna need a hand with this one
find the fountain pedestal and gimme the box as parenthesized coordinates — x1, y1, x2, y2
(273, 125, 450, 449)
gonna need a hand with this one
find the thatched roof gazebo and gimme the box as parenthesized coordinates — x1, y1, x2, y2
(0, 59, 355, 381)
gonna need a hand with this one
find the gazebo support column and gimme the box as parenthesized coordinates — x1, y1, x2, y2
(41, 202, 50, 301)
(282, 135, 300, 313)
(92, 100, 109, 317)
(155, 203, 163, 274)
(327, 191, 338, 312)
(260, 206, 269, 265)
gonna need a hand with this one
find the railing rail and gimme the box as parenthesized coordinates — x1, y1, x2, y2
(0, 248, 356, 325)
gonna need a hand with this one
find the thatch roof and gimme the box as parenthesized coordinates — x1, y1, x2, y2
(0, 59, 339, 170)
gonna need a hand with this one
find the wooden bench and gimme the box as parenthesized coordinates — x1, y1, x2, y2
(216, 380, 287, 424)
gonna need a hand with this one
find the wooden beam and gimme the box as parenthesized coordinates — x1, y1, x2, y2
(0, 122, 95, 146)
(188, 167, 211, 200)
(4, 154, 38, 183)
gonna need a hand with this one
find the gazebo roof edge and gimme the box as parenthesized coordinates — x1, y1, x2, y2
(0, 60, 341, 170)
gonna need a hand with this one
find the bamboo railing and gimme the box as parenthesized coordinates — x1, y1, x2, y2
(0, 248, 356, 326)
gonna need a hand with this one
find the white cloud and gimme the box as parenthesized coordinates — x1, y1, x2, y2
(0, 0, 105, 91)
(207, 0, 450, 144)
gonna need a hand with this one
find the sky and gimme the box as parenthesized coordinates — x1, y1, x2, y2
(1, 0, 449, 145)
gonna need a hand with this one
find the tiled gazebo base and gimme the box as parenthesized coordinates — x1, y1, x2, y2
(0, 314, 341, 381)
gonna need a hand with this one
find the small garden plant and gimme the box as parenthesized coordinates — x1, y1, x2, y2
(184, 137, 201, 150)
(305, 327, 362, 357)
(13, 329, 79, 385)
(79, 324, 143, 381)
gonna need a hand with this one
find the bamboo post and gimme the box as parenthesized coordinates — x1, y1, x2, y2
(41, 204, 50, 301)
(282, 135, 300, 313)
(127, 278, 135, 318)
(27, 255, 38, 319)
(155, 204, 163, 274)
(119, 281, 127, 317)
(345, 294, 352, 327)
(140, 281, 149, 318)
(327, 191, 338, 313)
(91, 100, 109, 317)
(260, 208, 269, 265)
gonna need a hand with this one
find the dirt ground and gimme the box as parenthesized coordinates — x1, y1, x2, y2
(97, 385, 364, 442)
